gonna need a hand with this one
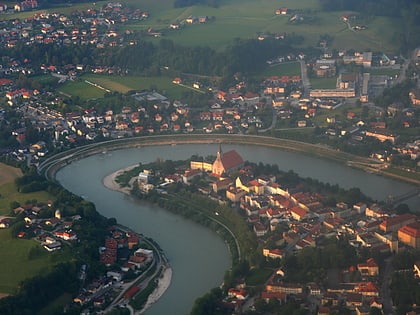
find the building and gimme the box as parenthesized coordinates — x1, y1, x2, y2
(409, 89, 420, 106)
(310, 88, 355, 98)
(379, 213, 417, 233)
(365, 129, 399, 144)
(357, 258, 379, 276)
(314, 59, 336, 78)
(398, 222, 420, 249)
(212, 145, 244, 176)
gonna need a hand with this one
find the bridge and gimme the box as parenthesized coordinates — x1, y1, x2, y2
(387, 188, 420, 205)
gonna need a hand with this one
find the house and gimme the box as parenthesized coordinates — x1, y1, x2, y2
(409, 89, 420, 106)
(182, 168, 202, 184)
(0, 218, 11, 228)
(213, 178, 233, 193)
(263, 248, 284, 259)
(226, 187, 246, 203)
(290, 206, 308, 221)
(357, 258, 379, 276)
(228, 288, 248, 300)
(253, 222, 268, 237)
(212, 145, 244, 176)
(172, 77, 182, 84)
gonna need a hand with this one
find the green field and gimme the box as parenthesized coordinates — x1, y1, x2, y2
(312, 104, 363, 127)
(367, 67, 401, 76)
(310, 77, 337, 89)
(2, 0, 401, 53)
(121, 0, 401, 52)
(0, 163, 65, 294)
(0, 229, 73, 294)
(0, 181, 52, 216)
(258, 62, 301, 78)
(58, 74, 190, 100)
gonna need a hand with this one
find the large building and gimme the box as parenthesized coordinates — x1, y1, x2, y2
(398, 222, 420, 249)
(212, 145, 244, 176)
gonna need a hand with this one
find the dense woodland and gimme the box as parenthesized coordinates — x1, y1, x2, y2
(4, 36, 305, 79)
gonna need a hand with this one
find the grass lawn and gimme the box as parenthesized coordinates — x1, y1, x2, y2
(367, 68, 401, 76)
(312, 104, 363, 127)
(0, 163, 65, 294)
(0, 181, 52, 216)
(0, 229, 71, 294)
(310, 77, 337, 89)
(257, 62, 301, 78)
(59, 74, 190, 100)
(0, 163, 53, 216)
(58, 79, 107, 100)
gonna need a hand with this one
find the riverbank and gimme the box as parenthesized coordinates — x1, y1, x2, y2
(139, 266, 172, 314)
(103, 167, 173, 314)
(102, 165, 138, 194)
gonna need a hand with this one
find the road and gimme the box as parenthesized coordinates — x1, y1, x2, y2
(300, 60, 311, 97)
(381, 256, 396, 315)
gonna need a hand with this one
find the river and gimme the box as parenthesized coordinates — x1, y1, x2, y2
(55, 143, 419, 314)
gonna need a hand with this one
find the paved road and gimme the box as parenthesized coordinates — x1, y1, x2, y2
(381, 256, 396, 315)
(300, 60, 311, 97)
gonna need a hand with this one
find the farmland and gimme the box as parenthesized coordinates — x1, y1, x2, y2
(120, 0, 400, 52)
(3, 0, 402, 53)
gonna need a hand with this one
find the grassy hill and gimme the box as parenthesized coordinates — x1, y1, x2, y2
(0, 163, 69, 295)
(119, 0, 401, 52)
(1, 0, 401, 53)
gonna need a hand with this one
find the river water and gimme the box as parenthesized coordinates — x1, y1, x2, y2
(56, 143, 419, 314)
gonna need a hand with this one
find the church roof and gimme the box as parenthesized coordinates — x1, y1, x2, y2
(220, 150, 244, 171)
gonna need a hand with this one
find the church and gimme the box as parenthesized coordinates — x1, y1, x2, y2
(212, 144, 244, 176)
(189, 144, 244, 177)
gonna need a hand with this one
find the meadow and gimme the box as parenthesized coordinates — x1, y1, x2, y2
(121, 0, 401, 53)
(310, 77, 337, 89)
(0, 163, 70, 294)
(258, 62, 301, 78)
(2, 0, 401, 53)
(58, 74, 189, 100)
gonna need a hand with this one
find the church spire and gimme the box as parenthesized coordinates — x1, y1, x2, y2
(217, 143, 222, 159)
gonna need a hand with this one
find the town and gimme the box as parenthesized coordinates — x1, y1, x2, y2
(110, 144, 420, 314)
(0, 1, 419, 315)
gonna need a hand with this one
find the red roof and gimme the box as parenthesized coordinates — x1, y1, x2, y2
(124, 286, 140, 299)
(290, 206, 307, 219)
(0, 78, 12, 86)
(399, 222, 420, 238)
(220, 150, 244, 171)
(380, 213, 416, 229)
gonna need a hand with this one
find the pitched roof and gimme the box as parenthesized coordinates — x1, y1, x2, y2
(221, 150, 244, 171)
(399, 222, 420, 237)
